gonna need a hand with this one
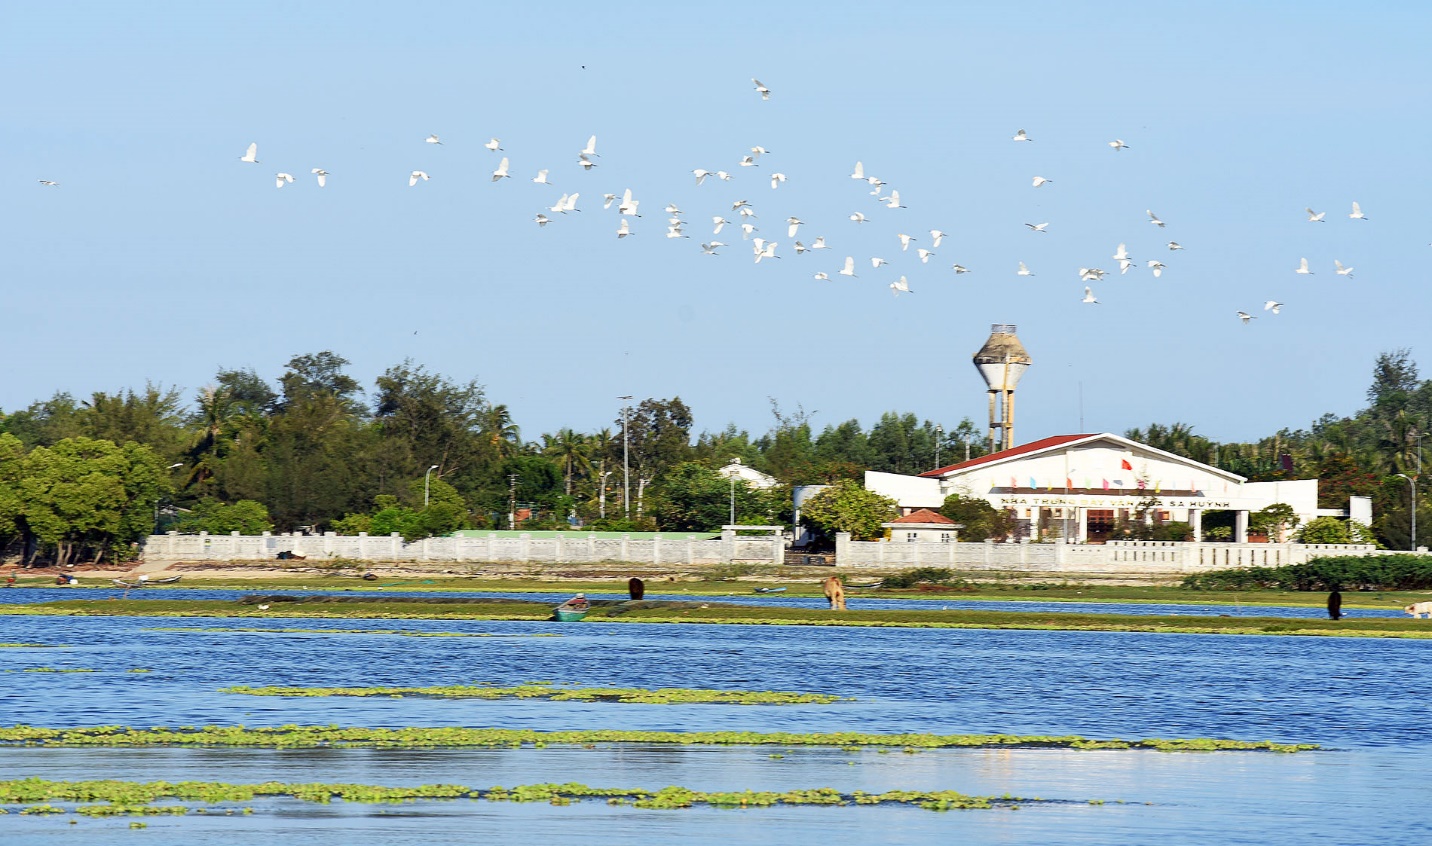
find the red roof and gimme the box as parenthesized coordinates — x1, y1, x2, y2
(918, 434, 1099, 477)
(890, 508, 958, 525)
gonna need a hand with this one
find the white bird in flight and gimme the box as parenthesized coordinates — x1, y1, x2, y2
(550, 193, 580, 214)
(871, 257, 888, 268)
(1168, 241, 1184, 251)
(739, 155, 758, 167)
(850, 212, 867, 224)
(811, 236, 829, 250)
(577, 153, 597, 171)
(753, 78, 771, 100)
(532, 169, 552, 185)
(1147, 260, 1166, 277)
(1012, 129, 1031, 142)
(793, 241, 808, 254)
(898, 233, 915, 251)
(851, 162, 865, 180)
(425, 134, 442, 145)
(951, 264, 970, 274)
(929, 229, 946, 248)
(239, 142, 259, 163)
(1082, 287, 1099, 304)
(917, 248, 934, 263)
(1334, 260, 1354, 277)
(1264, 300, 1283, 314)
(838, 256, 857, 277)
(274, 172, 294, 188)
(1032, 176, 1052, 187)
(1017, 261, 1034, 277)
(409, 171, 429, 186)
(813, 271, 830, 281)
(1147, 210, 1165, 227)
(712, 216, 729, 234)
(1306, 207, 1326, 222)
(890, 276, 911, 296)
(1080, 268, 1107, 282)
(1109, 139, 1129, 150)
(769, 172, 787, 190)
(1238, 311, 1256, 323)
(617, 219, 632, 238)
(754, 241, 779, 263)
(1349, 202, 1368, 220)
(37, 179, 58, 186)
(603, 193, 617, 209)
(881, 190, 906, 209)
(1025, 222, 1048, 233)
(492, 157, 511, 182)
(619, 189, 640, 217)
(716, 171, 732, 181)
(311, 168, 328, 187)
(701, 241, 726, 255)
(535, 214, 551, 227)
(787, 217, 803, 238)
(484, 138, 503, 152)
(693, 169, 714, 185)
(581, 135, 599, 157)
(1113, 243, 1132, 262)
(740, 222, 758, 239)
(1295, 257, 1314, 275)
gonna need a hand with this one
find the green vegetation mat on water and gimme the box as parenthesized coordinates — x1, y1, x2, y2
(0, 725, 1317, 753)
(7, 596, 1432, 638)
(0, 777, 1081, 813)
(221, 682, 846, 705)
(146, 626, 560, 638)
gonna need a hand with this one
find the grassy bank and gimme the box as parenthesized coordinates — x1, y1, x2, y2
(4, 595, 1431, 638)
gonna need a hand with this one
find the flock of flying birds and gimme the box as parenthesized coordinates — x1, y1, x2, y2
(33, 77, 1372, 321)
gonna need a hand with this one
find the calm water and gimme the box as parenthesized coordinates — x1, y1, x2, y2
(1, 604, 1429, 844)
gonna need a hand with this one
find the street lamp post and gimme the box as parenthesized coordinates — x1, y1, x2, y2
(508, 473, 519, 530)
(1397, 473, 1418, 551)
(424, 464, 440, 508)
(934, 424, 943, 469)
(599, 470, 613, 519)
(619, 396, 633, 520)
(729, 465, 737, 525)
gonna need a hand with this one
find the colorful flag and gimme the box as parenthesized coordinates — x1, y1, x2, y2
(1120, 458, 1134, 471)
(1155, 481, 1162, 493)
(1066, 477, 1073, 489)
(1030, 476, 1038, 490)
(1136, 478, 1147, 490)
(1010, 476, 1018, 489)
(1102, 478, 1110, 491)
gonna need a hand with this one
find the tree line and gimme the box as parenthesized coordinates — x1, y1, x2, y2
(0, 352, 984, 563)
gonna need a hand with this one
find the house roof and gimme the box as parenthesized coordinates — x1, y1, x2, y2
(919, 434, 1096, 477)
(917, 432, 1246, 483)
(889, 508, 958, 525)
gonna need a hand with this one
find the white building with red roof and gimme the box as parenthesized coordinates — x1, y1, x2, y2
(865, 432, 1359, 543)
(882, 509, 963, 543)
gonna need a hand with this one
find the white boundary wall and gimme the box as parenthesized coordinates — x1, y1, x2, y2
(141, 530, 783, 566)
(833, 533, 1383, 575)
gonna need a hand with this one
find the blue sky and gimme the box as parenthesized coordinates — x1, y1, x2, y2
(3, 1, 1426, 444)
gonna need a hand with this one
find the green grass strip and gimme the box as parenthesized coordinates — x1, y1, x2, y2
(0, 725, 1316, 753)
(7, 597, 1432, 639)
(221, 682, 845, 705)
(0, 776, 1086, 812)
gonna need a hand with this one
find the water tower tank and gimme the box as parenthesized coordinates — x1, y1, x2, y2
(973, 323, 1032, 391)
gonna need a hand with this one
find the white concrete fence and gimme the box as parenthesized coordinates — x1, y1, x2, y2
(141, 529, 1390, 576)
(833, 534, 1383, 575)
(141, 529, 783, 567)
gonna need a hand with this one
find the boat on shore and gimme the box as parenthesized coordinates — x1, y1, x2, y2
(753, 587, 787, 594)
(112, 575, 183, 588)
(553, 596, 591, 622)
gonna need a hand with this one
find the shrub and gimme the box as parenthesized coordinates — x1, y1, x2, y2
(881, 567, 971, 590)
(1181, 554, 1432, 591)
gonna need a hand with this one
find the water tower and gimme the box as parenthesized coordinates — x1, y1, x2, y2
(972, 324, 1032, 453)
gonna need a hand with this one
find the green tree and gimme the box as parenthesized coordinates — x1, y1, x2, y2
(939, 493, 1015, 542)
(173, 499, 274, 535)
(621, 397, 694, 479)
(799, 480, 898, 540)
(650, 462, 782, 532)
(1250, 503, 1300, 540)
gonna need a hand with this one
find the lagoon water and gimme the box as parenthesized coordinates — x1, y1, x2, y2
(1, 596, 1429, 844)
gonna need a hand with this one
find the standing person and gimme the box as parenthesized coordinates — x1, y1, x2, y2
(1327, 589, 1343, 621)
(627, 577, 645, 600)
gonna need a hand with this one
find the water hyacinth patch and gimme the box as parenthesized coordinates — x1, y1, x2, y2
(0, 777, 1080, 814)
(219, 683, 848, 705)
(0, 725, 1318, 753)
(146, 626, 560, 639)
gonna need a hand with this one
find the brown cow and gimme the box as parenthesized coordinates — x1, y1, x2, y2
(823, 576, 846, 611)
(628, 577, 646, 600)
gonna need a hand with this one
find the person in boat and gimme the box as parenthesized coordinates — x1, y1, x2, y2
(569, 593, 590, 610)
(55, 574, 68, 586)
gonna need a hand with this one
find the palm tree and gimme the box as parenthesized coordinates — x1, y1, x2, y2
(479, 403, 521, 459)
(542, 428, 592, 496)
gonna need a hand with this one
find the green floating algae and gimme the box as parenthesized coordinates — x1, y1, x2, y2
(0, 725, 1318, 753)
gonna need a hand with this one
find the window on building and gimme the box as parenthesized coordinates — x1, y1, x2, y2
(906, 533, 919, 543)
(940, 533, 953, 543)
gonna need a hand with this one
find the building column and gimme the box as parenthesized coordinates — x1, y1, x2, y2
(1189, 509, 1203, 543)
(1234, 510, 1249, 544)
(1077, 508, 1089, 543)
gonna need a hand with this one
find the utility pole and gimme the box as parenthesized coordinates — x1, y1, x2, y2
(424, 464, 439, 508)
(638, 477, 652, 518)
(619, 395, 633, 520)
(507, 473, 519, 530)
(599, 470, 612, 519)
(935, 424, 943, 468)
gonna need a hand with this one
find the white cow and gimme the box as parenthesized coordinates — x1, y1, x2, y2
(1404, 602, 1432, 619)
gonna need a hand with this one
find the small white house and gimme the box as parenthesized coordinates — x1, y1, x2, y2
(719, 458, 780, 490)
(882, 509, 962, 543)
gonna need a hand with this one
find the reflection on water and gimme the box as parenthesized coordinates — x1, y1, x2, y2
(1, 609, 1430, 844)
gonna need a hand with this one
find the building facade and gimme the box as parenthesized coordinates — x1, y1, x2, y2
(866, 432, 1369, 543)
